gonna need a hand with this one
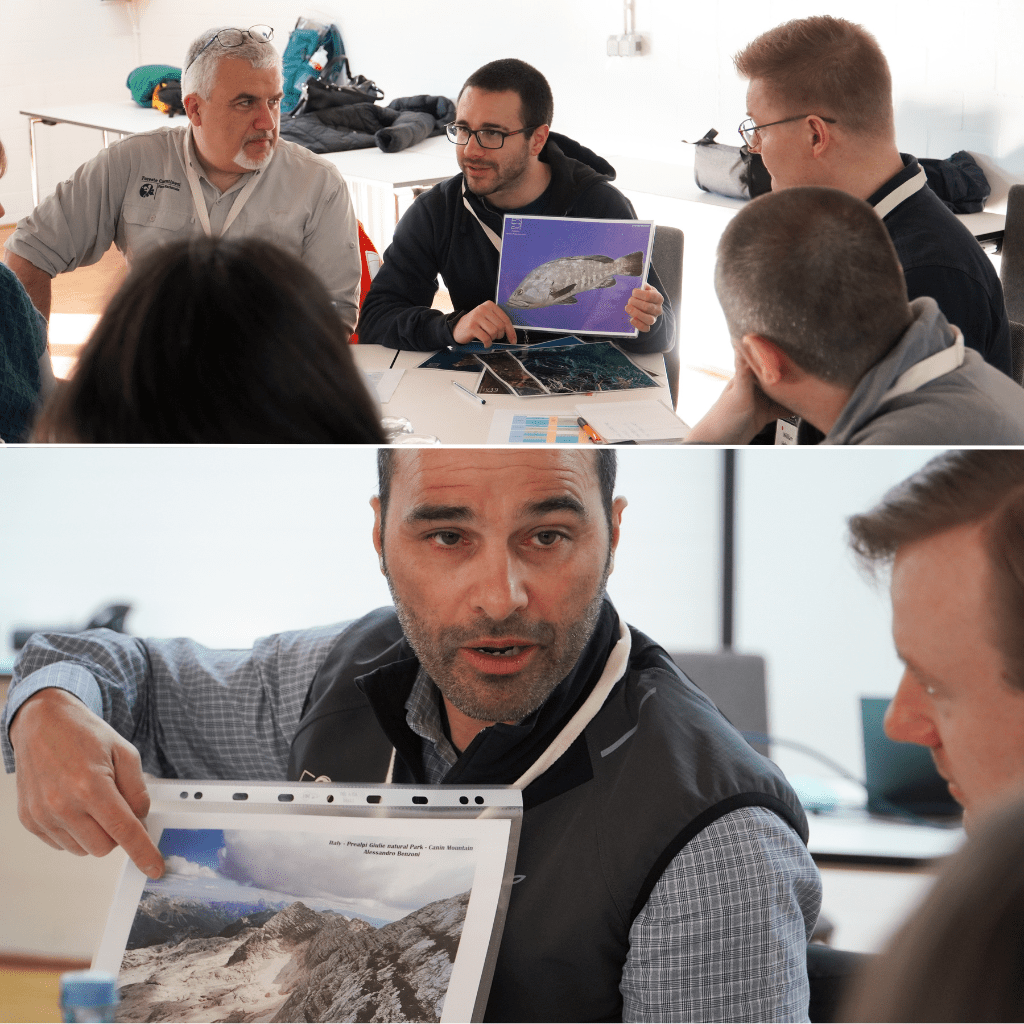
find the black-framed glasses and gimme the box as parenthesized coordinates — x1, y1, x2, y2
(445, 123, 538, 150)
(737, 113, 836, 148)
(185, 25, 275, 71)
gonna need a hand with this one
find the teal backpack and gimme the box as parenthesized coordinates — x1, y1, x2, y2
(281, 18, 346, 114)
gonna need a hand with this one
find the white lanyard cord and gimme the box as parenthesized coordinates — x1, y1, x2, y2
(384, 619, 633, 794)
(462, 180, 503, 252)
(182, 126, 264, 239)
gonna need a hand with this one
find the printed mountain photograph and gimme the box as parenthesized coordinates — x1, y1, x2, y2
(115, 827, 477, 1023)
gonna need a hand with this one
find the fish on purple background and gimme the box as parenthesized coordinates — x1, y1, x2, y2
(504, 250, 644, 310)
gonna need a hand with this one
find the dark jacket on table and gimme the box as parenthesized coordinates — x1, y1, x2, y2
(279, 95, 454, 155)
(357, 133, 675, 353)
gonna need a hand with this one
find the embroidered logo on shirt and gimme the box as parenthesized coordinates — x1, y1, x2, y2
(140, 175, 182, 197)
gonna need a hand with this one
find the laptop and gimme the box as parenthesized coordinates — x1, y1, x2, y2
(861, 696, 961, 818)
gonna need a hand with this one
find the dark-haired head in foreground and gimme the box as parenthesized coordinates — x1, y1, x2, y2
(33, 236, 385, 443)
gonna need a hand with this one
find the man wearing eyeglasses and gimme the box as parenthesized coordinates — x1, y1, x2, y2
(357, 58, 674, 353)
(685, 187, 1024, 445)
(733, 15, 1012, 380)
(4, 26, 361, 330)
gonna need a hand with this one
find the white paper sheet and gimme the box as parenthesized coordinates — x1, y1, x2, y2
(93, 782, 520, 1023)
(485, 409, 588, 444)
(574, 399, 690, 443)
(363, 368, 405, 404)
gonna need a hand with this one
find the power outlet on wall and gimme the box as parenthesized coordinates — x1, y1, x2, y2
(606, 33, 644, 57)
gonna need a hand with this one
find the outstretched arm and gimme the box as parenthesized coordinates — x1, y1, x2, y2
(10, 688, 163, 877)
(3, 624, 346, 872)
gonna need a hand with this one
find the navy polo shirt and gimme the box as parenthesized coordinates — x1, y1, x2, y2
(870, 155, 1012, 377)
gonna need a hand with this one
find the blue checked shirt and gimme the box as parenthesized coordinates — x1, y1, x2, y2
(3, 624, 821, 1022)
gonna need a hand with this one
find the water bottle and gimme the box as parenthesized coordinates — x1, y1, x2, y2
(308, 46, 328, 72)
(59, 970, 119, 1023)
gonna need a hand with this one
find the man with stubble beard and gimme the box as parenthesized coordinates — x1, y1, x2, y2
(5, 25, 361, 328)
(357, 59, 674, 356)
(4, 450, 819, 1022)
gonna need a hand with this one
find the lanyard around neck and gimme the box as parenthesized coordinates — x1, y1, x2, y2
(182, 126, 264, 239)
(461, 180, 503, 252)
(384, 618, 633, 789)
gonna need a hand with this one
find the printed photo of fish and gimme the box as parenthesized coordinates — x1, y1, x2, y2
(505, 251, 644, 310)
(496, 215, 655, 337)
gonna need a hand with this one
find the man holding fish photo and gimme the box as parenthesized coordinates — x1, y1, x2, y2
(357, 58, 674, 353)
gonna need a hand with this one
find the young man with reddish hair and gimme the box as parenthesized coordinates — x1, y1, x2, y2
(848, 450, 1024, 831)
(734, 16, 1012, 378)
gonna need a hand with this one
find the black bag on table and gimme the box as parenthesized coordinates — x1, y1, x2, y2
(292, 58, 384, 117)
(690, 128, 772, 200)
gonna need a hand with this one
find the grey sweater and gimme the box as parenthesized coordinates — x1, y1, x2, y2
(825, 297, 1024, 445)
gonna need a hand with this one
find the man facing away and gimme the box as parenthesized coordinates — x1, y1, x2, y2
(686, 187, 1024, 445)
(4, 26, 361, 328)
(4, 449, 820, 1022)
(356, 59, 674, 355)
(848, 450, 1024, 833)
(734, 15, 1013, 378)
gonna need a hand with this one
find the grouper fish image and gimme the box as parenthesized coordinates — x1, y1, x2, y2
(505, 250, 644, 310)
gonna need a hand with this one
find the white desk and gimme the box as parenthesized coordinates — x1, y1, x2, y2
(353, 343, 676, 444)
(807, 809, 964, 866)
(19, 102, 456, 248)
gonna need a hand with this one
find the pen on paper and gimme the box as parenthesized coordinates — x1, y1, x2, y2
(577, 416, 605, 444)
(451, 380, 486, 405)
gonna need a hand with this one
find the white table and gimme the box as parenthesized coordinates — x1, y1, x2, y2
(19, 102, 456, 247)
(353, 343, 676, 444)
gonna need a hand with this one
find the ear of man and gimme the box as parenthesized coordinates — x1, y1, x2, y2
(184, 94, 202, 125)
(805, 114, 833, 155)
(528, 123, 550, 157)
(738, 333, 800, 387)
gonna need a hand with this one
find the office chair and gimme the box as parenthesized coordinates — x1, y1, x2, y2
(668, 650, 768, 755)
(999, 184, 1024, 385)
(651, 226, 683, 409)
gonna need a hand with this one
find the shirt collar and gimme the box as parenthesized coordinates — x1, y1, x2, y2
(185, 123, 257, 195)
(867, 153, 928, 219)
(395, 598, 620, 786)
(405, 666, 460, 770)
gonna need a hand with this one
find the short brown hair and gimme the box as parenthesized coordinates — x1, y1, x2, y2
(458, 58, 553, 136)
(714, 186, 911, 387)
(848, 450, 1024, 689)
(734, 16, 893, 138)
(375, 449, 617, 539)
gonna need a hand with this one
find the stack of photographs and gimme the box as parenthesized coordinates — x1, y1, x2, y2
(473, 341, 659, 397)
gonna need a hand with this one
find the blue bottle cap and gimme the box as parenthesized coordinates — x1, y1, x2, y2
(59, 970, 119, 1006)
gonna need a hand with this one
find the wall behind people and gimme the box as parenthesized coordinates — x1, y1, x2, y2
(0, 447, 722, 659)
(735, 448, 938, 784)
(1, 0, 1023, 222)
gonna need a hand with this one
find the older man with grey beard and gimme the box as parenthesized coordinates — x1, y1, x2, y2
(3, 450, 821, 1022)
(4, 25, 360, 327)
